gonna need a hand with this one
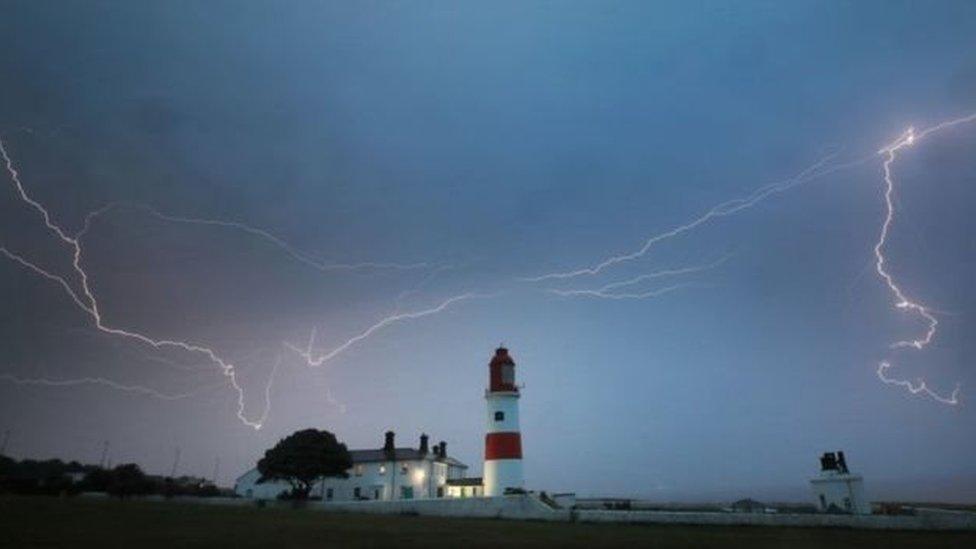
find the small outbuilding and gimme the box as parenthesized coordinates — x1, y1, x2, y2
(809, 451, 870, 515)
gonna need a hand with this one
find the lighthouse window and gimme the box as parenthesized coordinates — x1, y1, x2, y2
(494, 411, 505, 422)
(501, 365, 514, 385)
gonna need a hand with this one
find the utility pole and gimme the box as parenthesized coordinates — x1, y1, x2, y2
(170, 447, 181, 478)
(98, 440, 110, 468)
(212, 456, 220, 485)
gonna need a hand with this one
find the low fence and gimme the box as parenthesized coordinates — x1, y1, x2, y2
(574, 509, 976, 531)
(318, 494, 563, 521)
(315, 495, 976, 530)
(87, 492, 976, 531)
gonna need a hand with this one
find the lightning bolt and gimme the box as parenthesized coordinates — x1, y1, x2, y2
(872, 112, 976, 404)
(79, 201, 432, 273)
(0, 137, 271, 429)
(876, 362, 960, 406)
(523, 152, 870, 282)
(549, 282, 696, 301)
(287, 292, 499, 367)
(547, 256, 728, 300)
(0, 373, 226, 401)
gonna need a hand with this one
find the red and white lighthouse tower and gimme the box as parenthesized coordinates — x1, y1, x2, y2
(484, 347, 524, 496)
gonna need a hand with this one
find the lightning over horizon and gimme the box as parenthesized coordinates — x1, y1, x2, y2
(6, 1, 976, 504)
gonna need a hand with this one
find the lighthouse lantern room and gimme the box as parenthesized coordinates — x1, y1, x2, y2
(483, 347, 524, 496)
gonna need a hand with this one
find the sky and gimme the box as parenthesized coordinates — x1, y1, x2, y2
(1, 1, 975, 502)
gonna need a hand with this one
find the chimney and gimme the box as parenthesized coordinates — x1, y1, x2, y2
(438, 441, 447, 458)
(819, 452, 837, 472)
(383, 431, 395, 459)
(837, 451, 848, 473)
(419, 434, 429, 455)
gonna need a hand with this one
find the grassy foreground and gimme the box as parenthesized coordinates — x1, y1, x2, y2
(1, 495, 974, 548)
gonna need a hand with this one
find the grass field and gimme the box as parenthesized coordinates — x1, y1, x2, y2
(1, 496, 974, 548)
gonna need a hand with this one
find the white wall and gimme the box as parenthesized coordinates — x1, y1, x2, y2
(485, 394, 520, 433)
(810, 474, 870, 515)
(234, 469, 291, 500)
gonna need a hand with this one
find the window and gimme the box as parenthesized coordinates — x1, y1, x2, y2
(401, 486, 413, 500)
(354, 464, 364, 476)
(353, 487, 361, 499)
(379, 465, 386, 474)
(462, 487, 468, 498)
(843, 497, 852, 511)
(501, 364, 514, 385)
(374, 488, 381, 500)
(819, 494, 826, 510)
(494, 411, 505, 421)
(437, 486, 444, 498)
(326, 488, 333, 501)
(401, 464, 409, 475)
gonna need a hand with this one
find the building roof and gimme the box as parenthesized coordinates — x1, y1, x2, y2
(446, 477, 483, 486)
(347, 448, 467, 468)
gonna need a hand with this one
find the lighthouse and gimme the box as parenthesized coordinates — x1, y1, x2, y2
(484, 347, 524, 496)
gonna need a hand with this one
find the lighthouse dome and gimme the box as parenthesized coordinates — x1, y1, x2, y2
(488, 347, 517, 393)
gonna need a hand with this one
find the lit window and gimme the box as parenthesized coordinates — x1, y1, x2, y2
(494, 411, 504, 421)
(379, 465, 386, 474)
(354, 464, 364, 476)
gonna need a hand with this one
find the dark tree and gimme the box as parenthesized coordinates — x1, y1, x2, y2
(105, 463, 153, 499)
(257, 429, 352, 500)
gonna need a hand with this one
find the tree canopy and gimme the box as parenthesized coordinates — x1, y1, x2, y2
(257, 429, 352, 499)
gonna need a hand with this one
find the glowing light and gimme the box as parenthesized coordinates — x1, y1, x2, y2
(873, 112, 976, 404)
(0, 138, 270, 429)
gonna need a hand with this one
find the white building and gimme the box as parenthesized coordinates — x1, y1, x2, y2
(809, 451, 871, 515)
(235, 432, 468, 501)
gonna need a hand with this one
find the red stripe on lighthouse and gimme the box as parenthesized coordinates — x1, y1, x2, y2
(485, 432, 522, 460)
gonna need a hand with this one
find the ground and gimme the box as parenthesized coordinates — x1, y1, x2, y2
(1, 496, 974, 548)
